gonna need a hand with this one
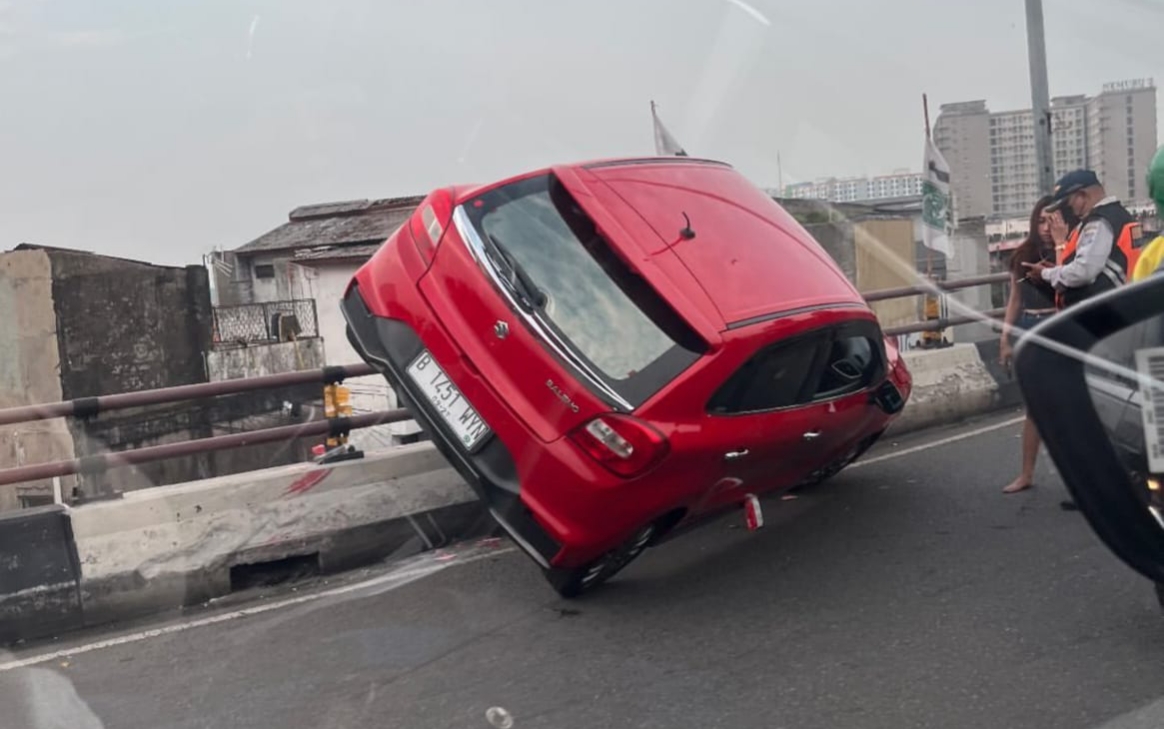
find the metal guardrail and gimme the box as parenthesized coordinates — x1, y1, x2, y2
(0, 411, 408, 488)
(0, 273, 1011, 491)
(0, 363, 376, 426)
(884, 308, 1006, 337)
(863, 272, 1010, 303)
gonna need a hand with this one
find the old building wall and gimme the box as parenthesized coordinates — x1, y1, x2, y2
(0, 250, 77, 511)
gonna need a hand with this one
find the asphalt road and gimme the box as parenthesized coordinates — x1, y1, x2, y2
(7, 410, 1164, 729)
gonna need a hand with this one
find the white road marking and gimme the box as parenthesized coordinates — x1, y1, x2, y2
(1, 416, 1025, 671)
(851, 415, 1026, 469)
(0, 546, 514, 673)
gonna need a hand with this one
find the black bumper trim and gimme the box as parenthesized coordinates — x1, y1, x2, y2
(340, 284, 561, 568)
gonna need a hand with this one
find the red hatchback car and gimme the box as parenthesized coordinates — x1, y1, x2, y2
(342, 157, 912, 596)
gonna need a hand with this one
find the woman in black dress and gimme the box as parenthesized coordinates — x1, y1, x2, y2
(999, 195, 1058, 494)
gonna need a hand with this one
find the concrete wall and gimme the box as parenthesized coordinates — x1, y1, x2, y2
(890, 344, 999, 435)
(50, 254, 213, 395)
(69, 444, 480, 623)
(803, 219, 857, 284)
(0, 250, 77, 511)
(854, 219, 920, 332)
(38, 250, 321, 501)
(206, 339, 326, 382)
(44, 252, 215, 499)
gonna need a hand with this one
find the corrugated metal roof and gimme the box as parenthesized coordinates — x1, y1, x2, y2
(234, 195, 424, 255)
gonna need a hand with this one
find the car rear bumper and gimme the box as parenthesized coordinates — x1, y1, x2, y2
(341, 283, 562, 569)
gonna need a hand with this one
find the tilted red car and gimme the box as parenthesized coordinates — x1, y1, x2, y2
(342, 157, 912, 596)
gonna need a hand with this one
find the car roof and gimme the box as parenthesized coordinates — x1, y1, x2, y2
(455, 157, 868, 332)
(577, 159, 866, 327)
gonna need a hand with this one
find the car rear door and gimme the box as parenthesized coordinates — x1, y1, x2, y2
(690, 331, 833, 513)
(692, 319, 889, 512)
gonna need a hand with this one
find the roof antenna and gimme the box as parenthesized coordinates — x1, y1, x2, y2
(679, 212, 696, 240)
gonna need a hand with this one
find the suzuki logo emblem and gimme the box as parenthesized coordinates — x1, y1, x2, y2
(494, 321, 509, 339)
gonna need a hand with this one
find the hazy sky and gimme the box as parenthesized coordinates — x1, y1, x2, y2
(1, 0, 1160, 265)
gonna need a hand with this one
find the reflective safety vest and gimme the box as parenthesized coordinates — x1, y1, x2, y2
(1056, 201, 1144, 309)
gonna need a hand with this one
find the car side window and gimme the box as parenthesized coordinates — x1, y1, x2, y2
(812, 334, 884, 400)
(708, 336, 825, 415)
(709, 323, 888, 416)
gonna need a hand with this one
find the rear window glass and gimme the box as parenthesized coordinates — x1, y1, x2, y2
(463, 174, 704, 406)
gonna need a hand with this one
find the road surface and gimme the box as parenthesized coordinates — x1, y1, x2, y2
(6, 410, 1164, 729)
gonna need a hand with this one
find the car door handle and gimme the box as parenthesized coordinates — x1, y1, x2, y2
(802, 430, 822, 441)
(723, 449, 750, 461)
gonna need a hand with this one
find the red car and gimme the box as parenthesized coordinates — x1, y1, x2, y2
(342, 157, 912, 597)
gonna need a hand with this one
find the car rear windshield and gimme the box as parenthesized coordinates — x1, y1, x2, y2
(462, 173, 705, 407)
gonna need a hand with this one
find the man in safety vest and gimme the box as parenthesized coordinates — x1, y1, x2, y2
(1022, 169, 1142, 308)
(1131, 145, 1164, 283)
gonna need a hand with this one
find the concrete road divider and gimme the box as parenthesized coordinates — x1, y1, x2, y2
(0, 505, 84, 644)
(889, 343, 1015, 435)
(67, 444, 485, 629)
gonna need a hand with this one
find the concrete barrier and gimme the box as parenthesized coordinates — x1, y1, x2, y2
(0, 505, 83, 643)
(889, 343, 1011, 435)
(67, 444, 485, 627)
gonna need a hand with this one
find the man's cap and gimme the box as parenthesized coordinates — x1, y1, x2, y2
(1046, 169, 1101, 211)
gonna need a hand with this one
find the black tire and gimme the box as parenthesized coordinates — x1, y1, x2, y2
(545, 523, 656, 599)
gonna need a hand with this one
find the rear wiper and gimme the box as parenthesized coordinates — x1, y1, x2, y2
(485, 233, 547, 310)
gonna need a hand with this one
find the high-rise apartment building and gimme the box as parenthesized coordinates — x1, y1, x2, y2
(783, 170, 924, 204)
(934, 79, 1158, 219)
(931, 101, 992, 218)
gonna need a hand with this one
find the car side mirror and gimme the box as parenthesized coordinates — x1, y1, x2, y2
(1015, 274, 1164, 598)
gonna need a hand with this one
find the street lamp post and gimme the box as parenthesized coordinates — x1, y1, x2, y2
(1025, 0, 1055, 196)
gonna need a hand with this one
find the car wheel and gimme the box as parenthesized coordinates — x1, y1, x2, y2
(544, 523, 656, 599)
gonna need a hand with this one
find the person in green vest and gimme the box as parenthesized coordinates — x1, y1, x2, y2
(1131, 145, 1164, 282)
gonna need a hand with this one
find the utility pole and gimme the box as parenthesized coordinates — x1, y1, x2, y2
(1025, 0, 1055, 196)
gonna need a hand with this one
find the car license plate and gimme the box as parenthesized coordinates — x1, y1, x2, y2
(407, 350, 492, 451)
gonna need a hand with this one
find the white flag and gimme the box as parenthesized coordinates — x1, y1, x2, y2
(651, 101, 688, 157)
(921, 137, 954, 258)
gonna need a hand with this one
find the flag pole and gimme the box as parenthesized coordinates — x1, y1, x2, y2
(923, 93, 934, 279)
(923, 93, 932, 139)
(921, 92, 940, 348)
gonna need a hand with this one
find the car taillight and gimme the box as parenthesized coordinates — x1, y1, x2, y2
(410, 190, 454, 265)
(569, 414, 669, 477)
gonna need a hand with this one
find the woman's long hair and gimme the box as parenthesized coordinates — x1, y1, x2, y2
(1008, 195, 1055, 278)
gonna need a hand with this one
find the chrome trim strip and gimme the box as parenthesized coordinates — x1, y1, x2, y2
(452, 205, 633, 411)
